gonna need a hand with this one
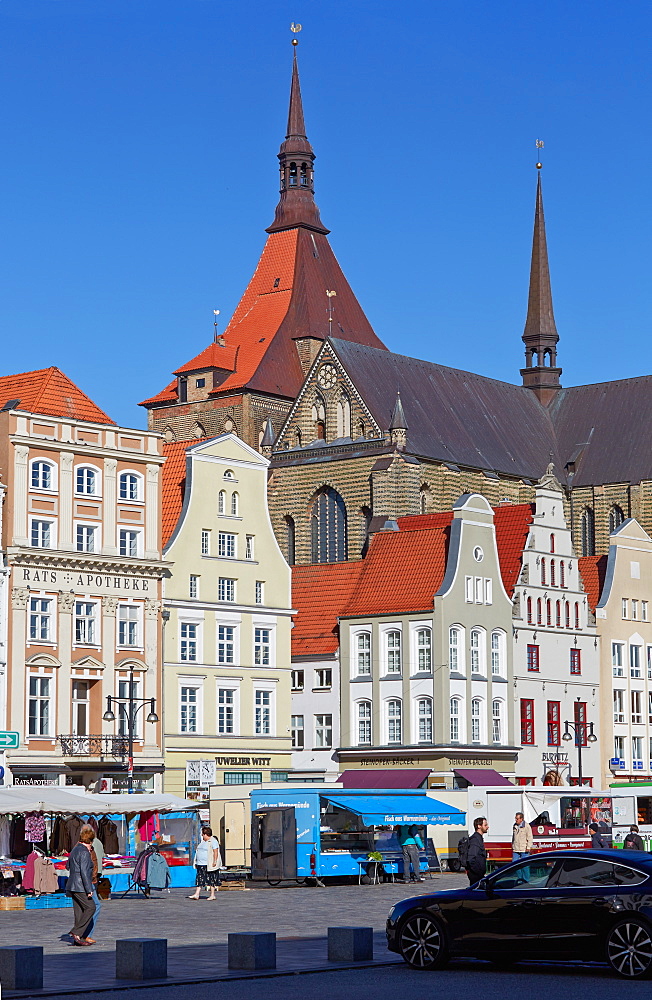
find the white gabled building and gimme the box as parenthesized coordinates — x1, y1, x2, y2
(512, 468, 601, 785)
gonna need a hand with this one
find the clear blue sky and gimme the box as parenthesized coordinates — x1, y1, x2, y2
(1, 0, 651, 428)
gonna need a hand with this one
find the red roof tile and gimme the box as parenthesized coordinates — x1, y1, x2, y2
(579, 555, 608, 611)
(493, 504, 535, 596)
(161, 439, 207, 547)
(291, 562, 365, 657)
(0, 366, 114, 425)
(173, 342, 238, 376)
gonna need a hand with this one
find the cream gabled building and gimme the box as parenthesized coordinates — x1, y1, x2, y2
(0, 367, 166, 790)
(161, 435, 293, 798)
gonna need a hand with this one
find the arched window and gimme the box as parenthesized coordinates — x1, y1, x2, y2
(449, 626, 463, 672)
(417, 698, 432, 743)
(387, 700, 402, 744)
(541, 558, 546, 585)
(336, 392, 351, 438)
(231, 492, 239, 516)
(536, 598, 542, 625)
(575, 602, 580, 629)
(76, 466, 97, 495)
(550, 533, 556, 553)
(223, 470, 235, 480)
(300, 161, 308, 186)
(31, 460, 55, 491)
(492, 699, 503, 743)
(311, 487, 347, 563)
(560, 560, 565, 588)
(218, 490, 226, 515)
(283, 515, 295, 565)
(550, 560, 556, 587)
(417, 628, 432, 671)
(386, 631, 401, 673)
(358, 419, 366, 438)
(581, 507, 595, 556)
(527, 597, 533, 624)
(471, 698, 482, 743)
(289, 161, 297, 186)
(295, 428, 302, 448)
(357, 701, 372, 745)
(470, 629, 484, 674)
(546, 600, 552, 626)
(491, 630, 505, 675)
(119, 472, 141, 501)
(609, 505, 625, 534)
(311, 395, 326, 441)
(555, 600, 561, 627)
(356, 632, 371, 675)
(419, 484, 433, 515)
(450, 698, 461, 742)
(565, 601, 571, 628)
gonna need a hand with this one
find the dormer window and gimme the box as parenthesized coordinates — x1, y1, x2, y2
(196, 378, 206, 388)
(178, 377, 187, 403)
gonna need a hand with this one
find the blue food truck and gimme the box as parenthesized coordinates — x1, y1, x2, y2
(250, 787, 465, 884)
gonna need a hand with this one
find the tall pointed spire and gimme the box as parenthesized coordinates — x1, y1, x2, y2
(520, 167, 562, 402)
(267, 42, 329, 235)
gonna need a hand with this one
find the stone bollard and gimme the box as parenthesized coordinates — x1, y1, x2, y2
(116, 939, 168, 980)
(228, 932, 276, 970)
(327, 926, 374, 962)
(0, 946, 43, 990)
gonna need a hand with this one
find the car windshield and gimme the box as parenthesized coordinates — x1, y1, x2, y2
(491, 858, 558, 890)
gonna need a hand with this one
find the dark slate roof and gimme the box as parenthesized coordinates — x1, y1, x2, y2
(549, 377, 652, 487)
(330, 339, 561, 481)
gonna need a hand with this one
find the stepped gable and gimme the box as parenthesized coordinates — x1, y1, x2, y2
(0, 366, 114, 424)
(291, 561, 365, 656)
(329, 338, 560, 481)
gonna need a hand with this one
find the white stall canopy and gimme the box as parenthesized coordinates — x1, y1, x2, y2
(0, 786, 198, 814)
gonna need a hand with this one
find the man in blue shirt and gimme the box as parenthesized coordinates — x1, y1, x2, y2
(397, 825, 425, 882)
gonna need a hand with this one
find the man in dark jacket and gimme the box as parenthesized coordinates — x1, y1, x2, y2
(66, 827, 96, 945)
(624, 825, 645, 851)
(589, 823, 608, 848)
(466, 817, 489, 884)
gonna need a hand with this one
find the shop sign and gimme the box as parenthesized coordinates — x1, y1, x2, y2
(19, 566, 153, 592)
(360, 757, 417, 767)
(448, 758, 494, 767)
(542, 752, 568, 763)
(112, 773, 155, 791)
(215, 756, 271, 767)
(14, 774, 59, 786)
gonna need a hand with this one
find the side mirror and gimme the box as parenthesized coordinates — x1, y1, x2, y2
(477, 877, 492, 894)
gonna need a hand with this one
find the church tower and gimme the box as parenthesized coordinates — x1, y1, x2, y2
(520, 166, 562, 404)
(141, 40, 386, 449)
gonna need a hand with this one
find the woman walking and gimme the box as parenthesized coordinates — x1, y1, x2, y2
(66, 826, 96, 945)
(188, 826, 221, 900)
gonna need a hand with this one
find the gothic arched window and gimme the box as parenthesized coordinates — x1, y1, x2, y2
(285, 516, 296, 566)
(311, 395, 326, 441)
(311, 487, 348, 563)
(336, 392, 351, 438)
(581, 507, 595, 556)
(609, 504, 625, 534)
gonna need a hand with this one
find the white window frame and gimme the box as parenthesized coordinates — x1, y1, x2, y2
(633, 735, 644, 763)
(631, 643, 642, 679)
(119, 470, 143, 502)
(30, 458, 57, 493)
(614, 735, 626, 761)
(314, 713, 333, 749)
(417, 697, 432, 743)
(180, 621, 201, 662)
(217, 624, 237, 665)
(201, 529, 210, 555)
(465, 576, 474, 603)
(352, 629, 371, 677)
(484, 578, 493, 605)
(491, 629, 506, 676)
(74, 464, 101, 497)
(471, 697, 482, 743)
(255, 581, 264, 605)
(31, 518, 56, 549)
(71, 679, 91, 736)
(74, 600, 99, 646)
(179, 681, 203, 734)
(415, 626, 432, 672)
(631, 689, 643, 725)
(291, 713, 304, 749)
(217, 686, 238, 736)
(386, 699, 402, 744)
(254, 686, 275, 736)
(118, 528, 141, 558)
(291, 668, 304, 691)
(357, 700, 372, 745)
(28, 673, 53, 737)
(117, 604, 141, 648)
(449, 625, 464, 674)
(254, 626, 272, 667)
(450, 696, 463, 742)
(314, 667, 332, 689)
(612, 642, 625, 677)
(218, 490, 226, 516)
(384, 629, 402, 674)
(218, 578, 236, 603)
(75, 522, 100, 553)
(189, 575, 199, 599)
(28, 597, 54, 645)
(230, 492, 239, 517)
(470, 627, 486, 675)
(218, 532, 237, 558)
(246, 535, 254, 560)
(492, 698, 503, 744)
(613, 689, 625, 724)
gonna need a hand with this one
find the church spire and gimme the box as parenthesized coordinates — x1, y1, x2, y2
(520, 165, 562, 402)
(267, 42, 329, 235)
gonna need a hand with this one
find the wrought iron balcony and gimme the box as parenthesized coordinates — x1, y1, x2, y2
(57, 735, 129, 758)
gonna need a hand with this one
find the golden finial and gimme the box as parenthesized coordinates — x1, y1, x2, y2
(290, 22, 302, 45)
(536, 138, 544, 169)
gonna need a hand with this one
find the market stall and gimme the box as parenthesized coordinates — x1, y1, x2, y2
(250, 787, 466, 883)
(0, 786, 202, 906)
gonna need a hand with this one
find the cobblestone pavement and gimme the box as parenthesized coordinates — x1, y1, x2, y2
(0, 875, 464, 954)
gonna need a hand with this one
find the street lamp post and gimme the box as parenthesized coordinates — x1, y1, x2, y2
(103, 665, 158, 793)
(562, 696, 597, 786)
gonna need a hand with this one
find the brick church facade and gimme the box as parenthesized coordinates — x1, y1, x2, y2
(141, 45, 652, 567)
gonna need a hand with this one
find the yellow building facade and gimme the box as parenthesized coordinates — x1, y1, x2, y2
(161, 435, 293, 798)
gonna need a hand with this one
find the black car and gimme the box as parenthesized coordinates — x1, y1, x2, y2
(386, 850, 652, 979)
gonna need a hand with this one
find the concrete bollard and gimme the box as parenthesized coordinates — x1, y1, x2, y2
(327, 926, 374, 962)
(228, 932, 276, 970)
(0, 946, 44, 990)
(116, 939, 168, 980)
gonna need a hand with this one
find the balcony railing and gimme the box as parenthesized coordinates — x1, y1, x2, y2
(58, 735, 129, 758)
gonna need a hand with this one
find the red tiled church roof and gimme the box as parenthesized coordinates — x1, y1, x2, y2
(579, 554, 608, 611)
(0, 366, 114, 425)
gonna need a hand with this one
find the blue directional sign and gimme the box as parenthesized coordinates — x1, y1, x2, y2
(0, 732, 19, 749)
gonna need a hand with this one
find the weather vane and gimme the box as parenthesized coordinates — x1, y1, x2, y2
(536, 138, 544, 170)
(213, 309, 220, 343)
(290, 22, 302, 46)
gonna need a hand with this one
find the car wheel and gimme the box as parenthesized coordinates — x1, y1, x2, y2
(399, 911, 450, 970)
(606, 918, 652, 979)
